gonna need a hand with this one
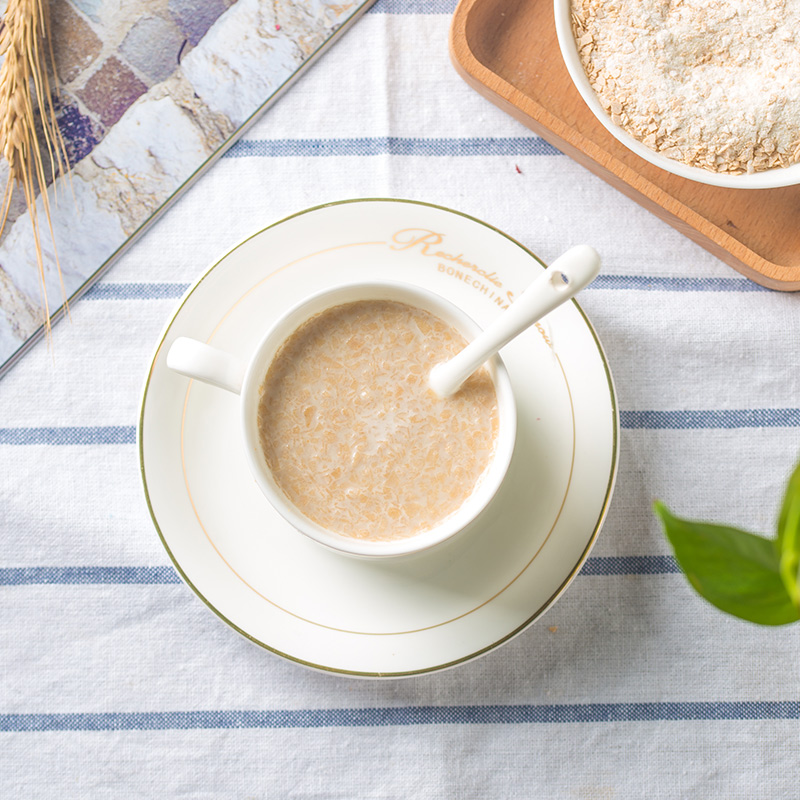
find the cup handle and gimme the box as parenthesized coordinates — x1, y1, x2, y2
(166, 337, 247, 394)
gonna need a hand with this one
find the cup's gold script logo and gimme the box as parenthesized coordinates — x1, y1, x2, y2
(391, 229, 502, 287)
(390, 228, 514, 308)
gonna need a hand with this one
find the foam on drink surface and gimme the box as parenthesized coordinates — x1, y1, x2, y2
(257, 300, 499, 541)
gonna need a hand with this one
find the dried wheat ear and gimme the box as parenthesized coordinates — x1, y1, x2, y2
(0, 0, 70, 332)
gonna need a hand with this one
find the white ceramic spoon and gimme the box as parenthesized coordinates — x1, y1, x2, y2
(428, 244, 601, 397)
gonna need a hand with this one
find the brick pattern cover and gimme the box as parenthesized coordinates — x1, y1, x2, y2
(0, 0, 374, 375)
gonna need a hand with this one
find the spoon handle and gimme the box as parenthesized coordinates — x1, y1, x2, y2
(429, 245, 601, 397)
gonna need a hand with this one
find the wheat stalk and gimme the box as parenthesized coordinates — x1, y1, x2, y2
(0, 0, 69, 333)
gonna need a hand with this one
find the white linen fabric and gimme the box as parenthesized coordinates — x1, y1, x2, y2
(2, 2, 799, 797)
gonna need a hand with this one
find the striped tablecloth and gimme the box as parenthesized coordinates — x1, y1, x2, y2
(2, 1, 799, 796)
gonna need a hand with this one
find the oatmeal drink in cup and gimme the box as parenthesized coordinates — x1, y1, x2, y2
(166, 281, 518, 558)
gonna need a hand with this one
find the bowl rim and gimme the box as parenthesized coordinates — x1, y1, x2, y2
(552, 0, 800, 190)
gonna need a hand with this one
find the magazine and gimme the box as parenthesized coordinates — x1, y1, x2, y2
(0, 0, 375, 376)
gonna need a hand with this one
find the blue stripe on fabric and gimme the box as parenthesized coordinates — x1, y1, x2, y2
(84, 282, 189, 300)
(4, 409, 800, 446)
(588, 275, 769, 292)
(0, 566, 181, 586)
(368, 0, 457, 12)
(2, 703, 797, 731)
(579, 556, 680, 575)
(224, 136, 562, 158)
(620, 409, 800, 430)
(0, 426, 135, 445)
(0, 557, 678, 586)
(82, 276, 767, 299)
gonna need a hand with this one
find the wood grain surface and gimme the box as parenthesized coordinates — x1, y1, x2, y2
(449, 0, 800, 290)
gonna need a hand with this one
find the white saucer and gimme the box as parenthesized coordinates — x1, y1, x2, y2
(138, 199, 619, 677)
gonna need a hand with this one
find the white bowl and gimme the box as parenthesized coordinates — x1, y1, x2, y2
(553, 0, 800, 189)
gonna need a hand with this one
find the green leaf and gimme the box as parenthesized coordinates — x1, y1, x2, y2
(776, 460, 800, 609)
(654, 502, 800, 626)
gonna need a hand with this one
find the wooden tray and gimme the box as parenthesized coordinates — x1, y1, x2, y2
(449, 0, 800, 291)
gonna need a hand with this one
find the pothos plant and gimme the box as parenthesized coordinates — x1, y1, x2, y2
(655, 459, 800, 626)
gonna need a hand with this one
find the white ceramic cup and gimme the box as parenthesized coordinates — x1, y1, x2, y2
(166, 280, 517, 558)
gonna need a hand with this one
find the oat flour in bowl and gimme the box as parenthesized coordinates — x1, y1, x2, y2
(257, 300, 499, 541)
(572, 0, 800, 174)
